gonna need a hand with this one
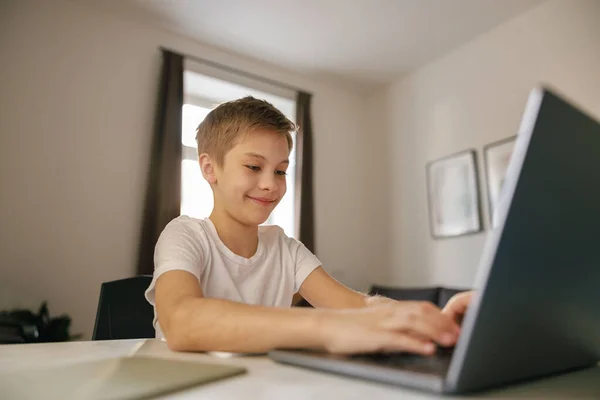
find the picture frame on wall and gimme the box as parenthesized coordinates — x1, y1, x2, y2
(426, 149, 483, 239)
(483, 136, 517, 227)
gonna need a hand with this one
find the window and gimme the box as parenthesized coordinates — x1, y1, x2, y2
(181, 70, 297, 238)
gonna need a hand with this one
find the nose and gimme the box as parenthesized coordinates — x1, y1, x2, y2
(258, 171, 278, 192)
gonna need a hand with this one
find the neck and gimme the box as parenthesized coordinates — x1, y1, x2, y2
(209, 208, 259, 259)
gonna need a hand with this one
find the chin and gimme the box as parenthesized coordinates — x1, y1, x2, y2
(241, 199, 277, 225)
(250, 213, 272, 226)
(237, 210, 272, 227)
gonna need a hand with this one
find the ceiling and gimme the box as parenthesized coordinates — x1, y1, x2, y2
(78, 0, 544, 89)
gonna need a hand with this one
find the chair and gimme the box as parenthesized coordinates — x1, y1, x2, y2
(369, 285, 440, 304)
(369, 285, 470, 309)
(92, 276, 155, 340)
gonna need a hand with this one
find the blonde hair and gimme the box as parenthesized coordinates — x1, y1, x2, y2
(195, 96, 295, 166)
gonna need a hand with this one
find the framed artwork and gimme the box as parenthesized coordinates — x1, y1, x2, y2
(426, 150, 483, 239)
(483, 136, 517, 227)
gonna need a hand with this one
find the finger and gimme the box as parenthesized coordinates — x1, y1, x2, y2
(404, 328, 448, 345)
(400, 329, 457, 351)
(444, 295, 468, 313)
(418, 301, 461, 334)
(442, 304, 462, 321)
(443, 293, 471, 321)
(378, 332, 436, 355)
(395, 301, 459, 334)
(382, 302, 460, 346)
(444, 306, 466, 323)
(386, 326, 437, 343)
(409, 317, 459, 347)
(400, 329, 430, 342)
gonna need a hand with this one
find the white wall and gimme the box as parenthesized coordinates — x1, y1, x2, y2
(0, 0, 384, 339)
(377, 0, 600, 288)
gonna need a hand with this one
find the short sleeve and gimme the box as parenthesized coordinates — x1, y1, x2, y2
(284, 236, 322, 293)
(144, 217, 205, 306)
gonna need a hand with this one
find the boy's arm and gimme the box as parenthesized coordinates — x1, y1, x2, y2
(156, 269, 461, 354)
(297, 267, 372, 308)
(156, 270, 324, 353)
(299, 267, 475, 322)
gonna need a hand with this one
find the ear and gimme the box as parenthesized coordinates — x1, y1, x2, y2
(199, 153, 218, 184)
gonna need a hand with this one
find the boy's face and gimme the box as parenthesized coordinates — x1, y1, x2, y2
(207, 129, 290, 226)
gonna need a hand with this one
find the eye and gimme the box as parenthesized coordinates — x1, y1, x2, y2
(276, 170, 287, 176)
(245, 165, 261, 172)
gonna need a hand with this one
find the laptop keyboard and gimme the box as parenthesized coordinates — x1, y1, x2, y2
(348, 347, 454, 375)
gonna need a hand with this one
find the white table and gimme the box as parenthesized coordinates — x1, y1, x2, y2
(1, 339, 599, 399)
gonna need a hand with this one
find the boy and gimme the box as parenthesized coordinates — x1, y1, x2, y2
(145, 96, 473, 355)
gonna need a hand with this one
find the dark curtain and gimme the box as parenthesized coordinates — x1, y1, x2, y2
(295, 92, 315, 253)
(136, 50, 184, 276)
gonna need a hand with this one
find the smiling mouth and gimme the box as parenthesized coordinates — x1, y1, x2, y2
(247, 196, 277, 206)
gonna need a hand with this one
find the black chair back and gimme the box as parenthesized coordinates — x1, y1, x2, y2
(369, 285, 439, 304)
(369, 285, 470, 309)
(92, 276, 155, 340)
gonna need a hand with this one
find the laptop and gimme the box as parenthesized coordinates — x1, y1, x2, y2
(269, 87, 600, 394)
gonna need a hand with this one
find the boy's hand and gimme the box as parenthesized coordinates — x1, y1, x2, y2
(441, 291, 475, 324)
(318, 301, 460, 355)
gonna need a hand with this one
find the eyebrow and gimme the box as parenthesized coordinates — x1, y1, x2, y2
(244, 152, 289, 164)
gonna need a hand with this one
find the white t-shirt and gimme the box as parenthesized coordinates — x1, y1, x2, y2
(144, 216, 321, 338)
